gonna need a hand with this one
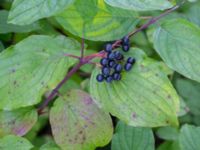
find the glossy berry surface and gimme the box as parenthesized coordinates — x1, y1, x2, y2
(107, 52, 115, 59)
(108, 60, 116, 68)
(100, 58, 108, 66)
(122, 44, 130, 52)
(124, 63, 132, 71)
(122, 36, 129, 45)
(113, 73, 121, 80)
(114, 64, 123, 72)
(102, 67, 110, 76)
(105, 43, 112, 52)
(96, 74, 104, 82)
(106, 76, 113, 83)
(127, 57, 136, 64)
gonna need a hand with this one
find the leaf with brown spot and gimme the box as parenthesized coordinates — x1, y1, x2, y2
(50, 89, 113, 150)
(90, 48, 179, 127)
(0, 107, 37, 137)
(0, 35, 80, 110)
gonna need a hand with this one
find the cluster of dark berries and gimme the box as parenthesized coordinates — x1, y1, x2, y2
(96, 36, 136, 83)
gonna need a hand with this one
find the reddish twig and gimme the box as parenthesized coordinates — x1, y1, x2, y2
(37, 2, 184, 114)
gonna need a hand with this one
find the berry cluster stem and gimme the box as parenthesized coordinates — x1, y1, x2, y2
(37, 1, 184, 114)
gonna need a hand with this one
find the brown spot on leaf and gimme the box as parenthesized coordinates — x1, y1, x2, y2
(167, 95, 171, 99)
(84, 98, 93, 105)
(132, 112, 137, 119)
(11, 68, 16, 73)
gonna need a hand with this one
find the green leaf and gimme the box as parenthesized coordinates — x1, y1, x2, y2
(0, 135, 33, 150)
(153, 19, 200, 83)
(0, 35, 80, 110)
(8, 0, 75, 25)
(179, 124, 200, 150)
(185, 2, 200, 26)
(0, 10, 40, 33)
(156, 126, 179, 141)
(90, 48, 179, 127)
(176, 78, 200, 115)
(157, 141, 181, 150)
(40, 142, 61, 150)
(55, 0, 139, 41)
(50, 89, 113, 150)
(104, 0, 173, 11)
(111, 121, 154, 150)
(0, 107, 37, 137)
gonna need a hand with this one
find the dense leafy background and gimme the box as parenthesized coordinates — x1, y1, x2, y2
(0, 0, 200, 150)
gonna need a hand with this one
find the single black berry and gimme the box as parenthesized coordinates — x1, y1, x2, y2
(100, 58, 109, 66)
(127, 57, 136, 64)
(122, 44, 130, 52)
(124, 63, 132, 71)
(113, 72, 121, 80)
(114, 64, 123, 72)
(122, 36, 129, 45)
(102, 67, 110, 76)
(105, 43, 112, 53)
(106, 76, 113, 83)
(107, 52, 115, 60)
(108, 60, 116, 68)
(96, 74, 104, 82)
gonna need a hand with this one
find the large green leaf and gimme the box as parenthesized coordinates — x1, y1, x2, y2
(175, 78, 200, 115)
(111, 121, 154, 150)
(0, 35, 80, 110)
(0, 10, 40, 33)
(90, 48, 179, 127)
(104, 0, 173, 11)
(0, 135, 33, 150)
(8, 0, 75, 25)
(55, 0, 139, 41)
(179, 124, 200, 150)
(50, 89, 113, 150)
(0, 107, 37, 137)
(153, 19, 200, 83)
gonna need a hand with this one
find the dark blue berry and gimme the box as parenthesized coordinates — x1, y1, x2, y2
(108, 60, 116, 68)
(124, 63, 132, 71)
(96, 74, 104, 82)
(114, 51, 121, 58)
(102, 67, 110, 76)
(127, 57, 136, 64)
(100, 58, 108, 66)
(122, 36, 129, 45)
(107, 52, 115, 59)
(105, 43, 112, 53)
(122, 44, 130, 52)
(113, 72, 121, 80)
(114, 64, 123, 72)
(106, 76, 113, 83)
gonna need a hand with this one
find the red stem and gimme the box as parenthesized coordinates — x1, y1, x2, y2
(37, 2, 184, 114)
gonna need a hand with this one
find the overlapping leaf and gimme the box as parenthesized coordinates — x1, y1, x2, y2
(179, 125, 200, 150)
(90, 48, 179, 127)
(8, 0, 75, 25)
(55, 0, 139, 41)
(0, 10, 39, 33)
(50, 89, 113, 150)
(104, 0, 173, 11)
(0, 135, 33, 150)
(111, 121, 154, 150)
(0, 107, 37, 137)
(0, 35, 80, 110)
(153, 19, 200, 83)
